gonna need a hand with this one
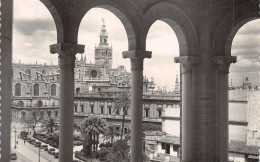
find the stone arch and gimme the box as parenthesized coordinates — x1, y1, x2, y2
(15, 83, 21, 96)
(34, 84, 40, 96)
(51, 84, 57, 96)
(39, 0, 65, 42)
(76, 1, 138, 50)
(17, 101, 24, 107)
(212, 1, 259, 57)
(143, 1, 198, 56)
(37, 100, 43, 107)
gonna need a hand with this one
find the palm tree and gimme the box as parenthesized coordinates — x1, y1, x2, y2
(103, 125, 120, 144)
(84, 116, 107, 156)
(41, 118, 58, 134)
(74, 122, 91, 154)
(113, 91, 131, 139)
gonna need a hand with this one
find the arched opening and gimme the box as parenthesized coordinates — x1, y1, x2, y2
(15, 83, 21, 96)
(34, 84, 40, 96)
(37, 100, 43, 107)
(51, 84, 57, 96)
(228, 19, 260, 150)
(17, 101, 24, 107)
(145, 20, 181, 157)
(90, 70, 98, 79)
(78, 7, 130, 78)
(76, 88, 80, 94)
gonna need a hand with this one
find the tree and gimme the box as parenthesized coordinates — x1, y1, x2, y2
(23, 110, 44, 134)
(78, 116, 107, 157)
(74, 122, 91, 154)
(105, 139, 130, 162)
(103, 125, 120, 144)
(41, 118, 59, 134)
(113, 91, 131, 139)
(143, 123, 162, 131)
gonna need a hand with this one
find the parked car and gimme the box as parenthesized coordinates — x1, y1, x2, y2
(48, 148, 55, 155)
(54, 152, 59, 158)
(21, 135, 28, 140)
(72, 160, 79, 162)
(41, 144, 48, 149)
(44, 147, 48, 151)
(20, 131, 28, 137)
(29, 139, 36, 144)
(34, 141, 41, 147)
(10, 153, 17, 160)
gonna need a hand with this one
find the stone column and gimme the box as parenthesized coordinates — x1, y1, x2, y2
(0, 1, 13, 161)
(214, 56, 236, 162)
(122, 50, 151, 162)
(174, 56, 198, 162)
(50, 43, 84, 162)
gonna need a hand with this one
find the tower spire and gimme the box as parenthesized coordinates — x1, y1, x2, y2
(99, 18, 108, 46)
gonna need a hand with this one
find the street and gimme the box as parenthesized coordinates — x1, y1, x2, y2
(11, 123, 82, 162)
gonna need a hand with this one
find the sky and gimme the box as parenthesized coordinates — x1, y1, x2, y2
(13, 0, 260, 88)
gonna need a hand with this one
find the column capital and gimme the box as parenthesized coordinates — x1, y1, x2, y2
(174, 56, 199, 74)
(122, 50, 152, 71)
(213, 56, 237, 74)
(50, 43, 85, 66)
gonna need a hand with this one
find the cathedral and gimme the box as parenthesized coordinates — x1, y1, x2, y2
(11, 20, 179, 127)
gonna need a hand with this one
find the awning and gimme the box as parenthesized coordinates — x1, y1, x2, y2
(248, 155, 259, 160)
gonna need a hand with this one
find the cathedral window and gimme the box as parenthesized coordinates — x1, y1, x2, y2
(47, 111, 51, 117)
(76, 88, 80, 93)
(22, 111, 26, 118)
(15, 83, 21, 96)
(18, 101, 24, 107)
(145, 109, 149, 118)
(91, 106, 94, 113)
(51, 84, 56, 96)
(81, 105, 84, 112)
(100, 107, 104, 114)
(74, 105, 78, 112)
(37, 100, 43, 107)
(158, 110, 162, 117)
(34, 84, 40, 96)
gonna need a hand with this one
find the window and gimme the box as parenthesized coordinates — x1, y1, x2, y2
(98, 88, 101, 91)
(40, 111, 44, 117)
(34, 84, 39, 96)
(125, 111, 128, 116)
(37, 101, 43, 107)
(158, 110, 162, 117)
(124, 128, 128, 134)
(173, 146, 178, 152)
(51, 84, 56, 96)
(81, 105, 84, 112)
(15, 83, 21, 96)
(91, 106, 94, 113)
(18, 101, 24, 107)
(115, 126, 120, 133)
(108, 108, 111, 114)
(55, 111, 58, 117)
(145, 109, 149, 117)
(161, 143, 165, 150)
(47, 111, 51, 117)
(22, 111, 26, 118)
(76, 88, 80, 93)
(100, 107, 104, 114)
(74, 105, 78, 112)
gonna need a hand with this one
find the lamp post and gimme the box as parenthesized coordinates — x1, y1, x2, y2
(14, 126, 17, 149)
(39, 142, 41, 162)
